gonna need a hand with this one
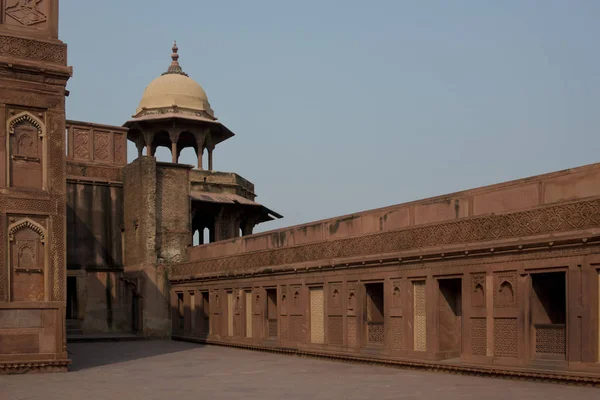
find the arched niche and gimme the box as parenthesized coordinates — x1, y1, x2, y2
(472, 283, 485, 307)
(7, 218, 47, 302)
(6, 112, 47, 190)
(348, 291, 356, 310)
(332, 288, 340, 306)
(498, 280, 515, 305)
(392, 285, 401, 307)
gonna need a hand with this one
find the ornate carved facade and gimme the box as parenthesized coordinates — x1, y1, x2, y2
(0, 0, 70, 373)
(1, 0, 600, 384)
(170, 164, 600, 382)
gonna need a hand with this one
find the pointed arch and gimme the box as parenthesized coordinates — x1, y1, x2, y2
(498, 280, 514, 305)
(8, 218, 46, 242)
(7, 112, 45, 137)
(6, 111, 47, 189)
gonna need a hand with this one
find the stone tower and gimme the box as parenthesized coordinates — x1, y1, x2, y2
(122, 44, 280, 336)
(0, 0, 71, 372)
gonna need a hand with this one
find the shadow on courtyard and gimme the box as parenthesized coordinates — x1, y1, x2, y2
(67, 340, 204, 371)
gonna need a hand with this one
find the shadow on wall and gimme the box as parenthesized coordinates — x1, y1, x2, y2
(66, 203, 170, 336)
(67, 340, 203, 371)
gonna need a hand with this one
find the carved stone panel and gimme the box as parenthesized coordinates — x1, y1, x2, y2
(9, 117, 43, 189)
(310, 287, 324, 344)
(391, 280, 402, 308)
(494, 271, 517, 308)
(389, 317, 403, 350)
(4, 0, 49, 29)
(470, 318, 487, 356)
(114, 133, 126, 165)
(93, 131, 111, 163)
(9, 219, 46, 302)
(73, 128, 91, 161)
(328, 283, 343, 316)
(347, 284, 357, 316)
(494, 318, 518, 358)
(328, 316, 343, 345)
(289, 286, 302, 315)
(471, 273, 486, 308)
(245, 291, 252, 338)
(413, 280, 427, 351)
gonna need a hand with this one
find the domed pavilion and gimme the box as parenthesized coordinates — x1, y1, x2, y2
(124, 43, 281, 244)
(124, 42, 232, 170)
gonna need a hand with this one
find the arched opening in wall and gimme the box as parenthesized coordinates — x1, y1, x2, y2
(239, 228, 243, 238)
(365, 282, 384, 346)
(203, 227, 210, 244)
(531, 272, 566, 360)
(193, 230, 200, 246)
(179, 147, 196, 167)
(438, 278, 462, 354)
(154, 146, 171, 163)
(142, 147, 147, 156)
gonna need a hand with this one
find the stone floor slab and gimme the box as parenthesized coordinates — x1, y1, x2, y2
(0, 341, 598, 399)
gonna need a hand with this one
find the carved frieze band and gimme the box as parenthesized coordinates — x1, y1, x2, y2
(172, 198, 600, 278)
(0, 34, 66, 65)
(66, 163, 122, 181)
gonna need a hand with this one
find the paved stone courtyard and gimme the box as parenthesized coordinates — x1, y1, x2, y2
(1, 341, 598, 399)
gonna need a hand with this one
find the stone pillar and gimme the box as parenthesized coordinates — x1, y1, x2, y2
(169, 130, 180, 164)
(171, 142, 178, 163)
(143, 132, 154, 157)
(135, 138, 144, 158)
(193, 130, 207, 170)
(208, 147, 214, 171)
(197, 146, 204, 170)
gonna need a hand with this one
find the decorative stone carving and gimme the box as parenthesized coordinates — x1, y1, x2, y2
(7, 112, 45, 189)
(413, 281, 427, 351)
(470, 318, 487, 356)
(392, 282, 401, 308)
(73, 129, 90, 160)
(172, 198, 600, 278)
(471, 273, 486, 308)
(310, 287, 324, 344)
(0, 34, 66, 64)
(494, 318, 518, 358)
(5, 0, 47, 26)
(114, 133, 125, 164)
(8, 218, 46, 242)
(93, 131, 110, 161)
(328, 316, 343, 345)
(8, 218, 47, 302)
(389, 317, 404, 350)
(494, 272, 517, 308)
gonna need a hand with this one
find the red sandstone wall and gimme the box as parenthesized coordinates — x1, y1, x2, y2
(187, 163, 600, 261)
(156, 163, 192, 264)
(0, 0, 71, 372)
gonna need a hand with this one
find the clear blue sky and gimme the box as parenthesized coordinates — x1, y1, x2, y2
(61, 0, 600, 232)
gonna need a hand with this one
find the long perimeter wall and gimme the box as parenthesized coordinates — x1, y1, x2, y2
(170, 163, 600, 381)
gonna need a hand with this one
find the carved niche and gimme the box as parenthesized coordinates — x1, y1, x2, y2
(391, 281, 402, 308)
(494, 272, 517, 308)
(8, 218, 46, 302)
(8, 113, 45, 189)
(4, 0, 48, 28)
(471, 273, 486, 308)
